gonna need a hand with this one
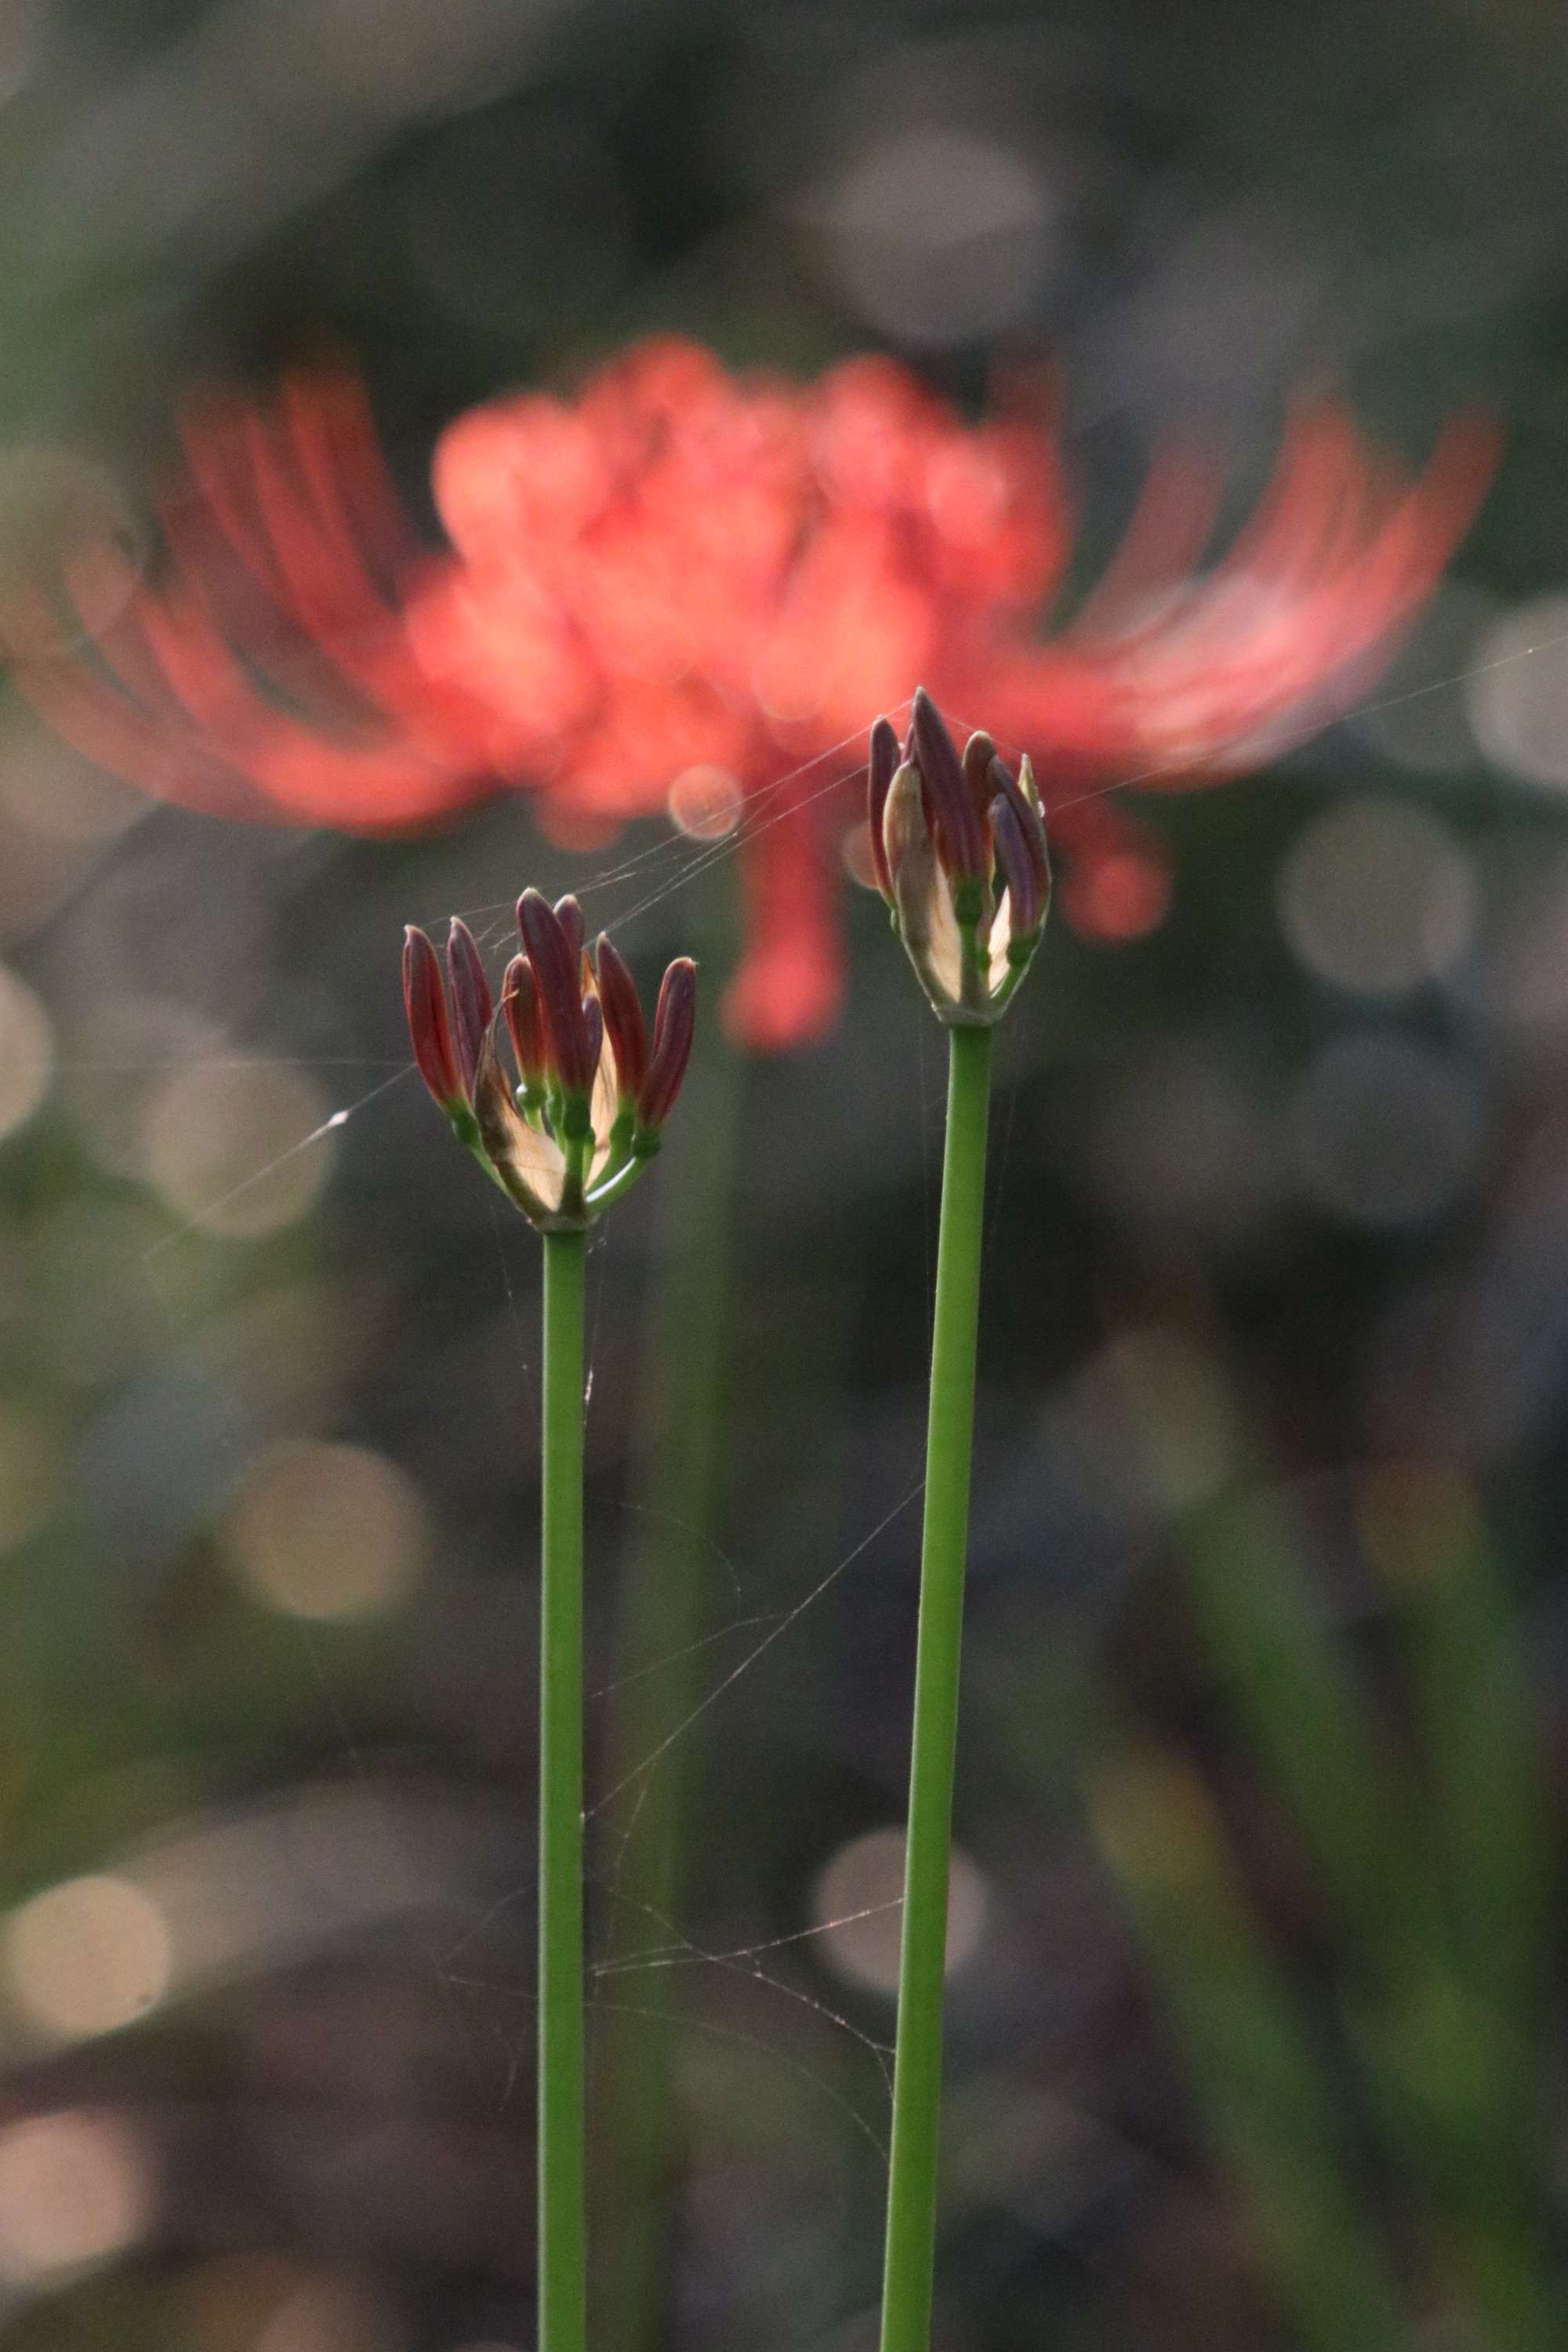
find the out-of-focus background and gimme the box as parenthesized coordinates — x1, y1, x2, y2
(1, 2, 1567, 2348)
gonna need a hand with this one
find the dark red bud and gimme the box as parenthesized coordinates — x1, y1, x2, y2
(990, 793, 1042, 937)
(867, 717, 899, 904)
(403, 925, 463, 1107)
(962, 731, 997, 818)
(554, 895, 585, 970)
(502, 953, 548, 1087)
(445, 917, 493, 1098)
(594, 934, 648, 1100)
(517, 889, 596, 1094)
(912, 688, 987, 880)
(637, 957, 696, 1128)
(989, 753, 1050, 895)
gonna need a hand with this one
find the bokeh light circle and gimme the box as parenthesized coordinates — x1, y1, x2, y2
(668, 764, 743, 840)
(5, 1875, 172, 2042)
(812, 1827, 987, 1995)
(141, 1058, 335, 1236)
(1468, 594, 1568, 791)
(1278, 797, 1475, 996)
(223, 1442, 428, 1621)
(816, 126, 1058, 347)
(0, 2111, 151, 2284)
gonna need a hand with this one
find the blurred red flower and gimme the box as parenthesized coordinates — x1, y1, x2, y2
(6, 339, 1493, 1048)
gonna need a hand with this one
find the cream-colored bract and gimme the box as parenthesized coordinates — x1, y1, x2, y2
(880, 744, 1050, 1025)
(474, 1006, 629, 1228)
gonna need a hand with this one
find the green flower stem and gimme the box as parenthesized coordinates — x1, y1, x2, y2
(539, 1226, 587, 2352)
(880, 1020, 993, 2352)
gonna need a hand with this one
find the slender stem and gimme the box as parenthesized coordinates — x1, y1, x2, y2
(880, 1021, 993, 2352)
(539, 1228, 587, 2352)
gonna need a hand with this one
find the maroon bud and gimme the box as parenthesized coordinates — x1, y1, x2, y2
(554, 895, 585, 971)
(962, 731, 997, 824)
(637, 957, 696, 1128)
(989, 753, 1049, 896)
(867, 717, 899, 904)
(990, 793, 1042, 937)
(911, 688, 987, 880)
(580, 990, 604, 1085)
(445, 917, 493, 1098)
(502, 953, 548, 1088)
(517, 889, 596, 1094)
(403, 925, 463, 1108)
(595, 935, 648, 1100)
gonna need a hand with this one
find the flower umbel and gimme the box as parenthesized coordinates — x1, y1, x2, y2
(403, 896, 695, 1231)
(873, 691, 1051, 1023)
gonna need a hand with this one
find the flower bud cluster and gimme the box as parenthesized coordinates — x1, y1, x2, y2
(869, 688, 1051, 1024)
(403, 891, 695, 1230)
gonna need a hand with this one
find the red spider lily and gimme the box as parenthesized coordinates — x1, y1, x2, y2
(5, 340, 1494, 1048)
(404, 895, 695, 1229)
(871, 693, 1052, 1025)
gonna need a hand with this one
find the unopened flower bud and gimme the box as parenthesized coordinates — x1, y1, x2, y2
(961, 731, 997, 812)
(445, 917, 493, 1099)
(991, 793, 1043, 941)
(404, 925, 463, 1108)
(502, 953, 548, 1094)
(638, 958, 697, 1130)
(867, 716, 900, 906)
(554, 895, 585, 970)
(595, 935, 648, 1102)
(884, 761, 963, 1009)
(911, 686, 988, 883)
(518, 888, 597, 1095)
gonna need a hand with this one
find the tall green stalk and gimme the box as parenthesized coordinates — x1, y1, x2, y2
(403, 897, 699, 2352)
(866, 690, 1049, 2349)
(539, 1226, 587, 2352)
(880, 1022, 992, 2352)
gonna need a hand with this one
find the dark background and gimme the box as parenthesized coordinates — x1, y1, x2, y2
(1, 2, 1567, 2347)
